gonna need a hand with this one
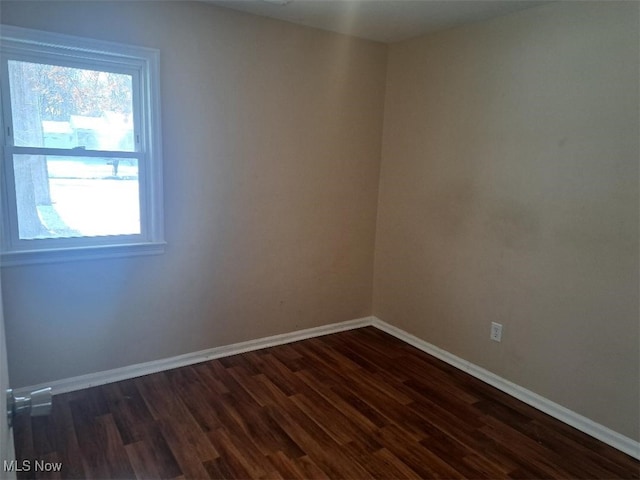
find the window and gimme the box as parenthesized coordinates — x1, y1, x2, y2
(0, 26, 164, 265)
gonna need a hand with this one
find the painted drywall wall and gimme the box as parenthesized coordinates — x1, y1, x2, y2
(0, 1, 387, 387)
(374, 1, 639, 440)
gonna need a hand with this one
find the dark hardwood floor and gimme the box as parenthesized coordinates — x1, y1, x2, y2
(13, 327, 640, 479)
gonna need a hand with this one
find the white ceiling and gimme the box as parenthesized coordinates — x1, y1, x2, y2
(205, 0, 549, 43)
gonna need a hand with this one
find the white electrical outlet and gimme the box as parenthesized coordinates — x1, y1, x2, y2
(490, 322, 503, 342)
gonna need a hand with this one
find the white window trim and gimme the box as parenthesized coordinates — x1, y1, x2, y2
(0, 25, 165, 266)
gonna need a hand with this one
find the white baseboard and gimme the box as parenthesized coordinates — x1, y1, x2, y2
(13, 316, 374, 397)
(371, 316, 640, 460)
(15, 314, 639, 460)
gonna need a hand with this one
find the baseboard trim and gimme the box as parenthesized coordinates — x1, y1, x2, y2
(15, 314, 638, 460)
(371, 316, 640, 460)
(14, 316, 374, 398)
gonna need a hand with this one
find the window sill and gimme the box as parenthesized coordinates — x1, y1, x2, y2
(0, 241, 166, 267)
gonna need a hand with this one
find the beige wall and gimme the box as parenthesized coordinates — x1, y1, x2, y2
(0, 1, 387, 388)
(374, 2, 639, 440)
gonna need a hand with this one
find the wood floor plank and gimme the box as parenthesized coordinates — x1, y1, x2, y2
(370, 447, 425, 480)
(373, 424, 460, 479)
(288, 392, 375, 448)
(12, 327, 639, 479)
(265, 451, 306, 480)
(294, 368, 383, 433)
(218, 425, 277, 476)
(133, 373, 184, 421)
(31, 415, 56, 457)
(136, 373, 219, 464)
(520, 419, 640, 479)
(292, 455, 331, 480)
(136, 423, 183, 479)
(102, 381, 155, 446)
(49, 394, 85, 480)
(269, 352, 309, 374)
(309, 371, 392, 429)
(264, 403, 372, 479)
(341, 442, 423, 480)
(250, 353, 307, 397)
(124, 441, 163, 480)
(156, 418, 212, 479)
(13, 411, 35, 464)
(461, 452, 512, 479)
(95, 414, 136, 479)
(169, 370, 224, 434)
(68, 398, 112, 479)
(192, 362, 231, 396)
(479, 414, 583, 478)
(206, 428, 263, 479)
(202, 458, 228, 480)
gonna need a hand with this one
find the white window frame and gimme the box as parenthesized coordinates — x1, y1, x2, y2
(0, 25, 164, 266)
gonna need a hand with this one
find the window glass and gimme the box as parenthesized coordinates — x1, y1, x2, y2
(13, 154, 140, 240)
(8, 60, 135, 151)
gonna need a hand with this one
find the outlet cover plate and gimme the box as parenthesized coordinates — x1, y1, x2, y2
(491, 322, 503, 342)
